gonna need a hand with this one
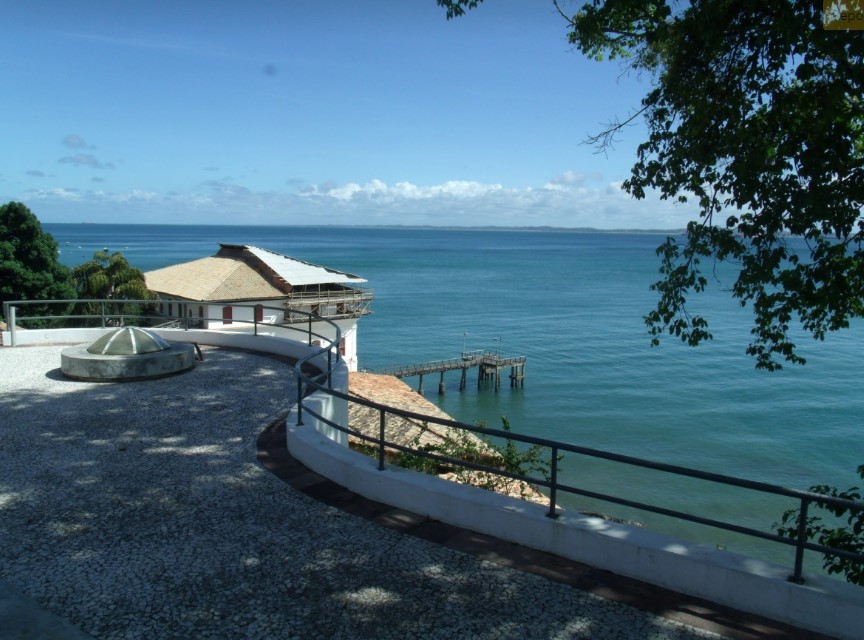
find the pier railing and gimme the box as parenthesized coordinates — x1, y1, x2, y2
(4, 298, 862, 585)
(374, 351, 526, 377)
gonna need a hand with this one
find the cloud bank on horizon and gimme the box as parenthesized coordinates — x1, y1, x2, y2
(22, 166, 687, 230)
(0, 1, 696, 231)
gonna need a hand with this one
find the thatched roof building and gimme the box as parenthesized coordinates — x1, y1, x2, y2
(144, 243, 367, 303)
(142, 243, 373, 371)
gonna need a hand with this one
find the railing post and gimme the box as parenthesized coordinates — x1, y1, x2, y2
(100, 301, 106, 328)
(327, 349, 333, 389)
(8, 306, 16, 346)
(296, 379, 304, 426)
(308, 317, 312, 345)
(789, 497, 810, 584)
(546, 445, 559, 519)
(254, 316, 258, 336)
(378, 409, 386, 471)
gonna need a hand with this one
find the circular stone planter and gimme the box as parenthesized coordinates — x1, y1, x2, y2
(61, 327, 196, 382)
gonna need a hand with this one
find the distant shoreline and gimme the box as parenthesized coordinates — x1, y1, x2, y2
(45, 221, 684, 235)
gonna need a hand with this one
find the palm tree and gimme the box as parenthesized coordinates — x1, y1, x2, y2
(71, 250, 152, 326)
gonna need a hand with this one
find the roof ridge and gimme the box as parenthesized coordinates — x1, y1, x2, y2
(199, 256, 247, 300)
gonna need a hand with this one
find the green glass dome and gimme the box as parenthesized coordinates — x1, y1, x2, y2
(87, 327, 172, 355)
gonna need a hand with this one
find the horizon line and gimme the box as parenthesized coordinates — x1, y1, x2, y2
(44, 221, 685, 234)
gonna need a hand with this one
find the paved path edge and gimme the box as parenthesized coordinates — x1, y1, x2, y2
(256, 419, 834, 640)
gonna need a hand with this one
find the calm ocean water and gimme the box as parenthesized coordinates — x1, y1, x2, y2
(45, 223, 862, 565)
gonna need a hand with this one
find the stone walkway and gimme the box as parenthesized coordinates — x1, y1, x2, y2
(0, 346, 824, 639)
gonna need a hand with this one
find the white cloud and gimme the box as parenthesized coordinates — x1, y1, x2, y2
(546, 170, 585, 187)
(302, 179, 507, 203)
(295, 178, 688, 229)
(109, 189, 160, 203)
(62, 134, 93, 149)
(27, 187, 84, 201)
(28, 187, 160, 205)
(58, 154, 115, 170)
(19, 175, 694, 230)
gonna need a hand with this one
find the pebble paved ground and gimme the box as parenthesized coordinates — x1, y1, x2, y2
(0, 345, 724, 639)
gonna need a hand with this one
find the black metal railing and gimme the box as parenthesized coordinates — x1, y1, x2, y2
(3, 299, 332, 350)
(297, 374, 864, 584)
(4, 298, 862, 585)
(291, 315, 864, 586)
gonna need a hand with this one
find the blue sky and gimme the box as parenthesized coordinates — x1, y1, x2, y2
(1, 1, 690, 229)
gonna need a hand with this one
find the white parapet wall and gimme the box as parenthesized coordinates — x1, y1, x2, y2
(284, 414, 864, 640)
(3, 327, 110, 347)
(2, 327, 334, 375)
(292, 365, 350, 446)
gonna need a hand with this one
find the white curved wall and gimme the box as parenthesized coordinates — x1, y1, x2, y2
(283, 420, 864, 640)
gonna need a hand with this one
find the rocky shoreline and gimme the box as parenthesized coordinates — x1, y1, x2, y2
(347, 372, 547, 503)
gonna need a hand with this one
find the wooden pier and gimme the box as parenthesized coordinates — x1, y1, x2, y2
(373, 350, 526, 394)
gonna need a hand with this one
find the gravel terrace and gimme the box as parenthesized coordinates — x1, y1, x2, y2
(0, 344, 722, 639)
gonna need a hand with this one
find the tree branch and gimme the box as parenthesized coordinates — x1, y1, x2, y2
(583, 105, 648, 154)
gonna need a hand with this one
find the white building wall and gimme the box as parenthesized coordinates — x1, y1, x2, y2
(150, 299, 361, 371)
(333, 319, 359, 372)
(153, 298, 280, 329)
(207, 303, 361, 373)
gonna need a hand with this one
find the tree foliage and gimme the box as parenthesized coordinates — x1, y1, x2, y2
(412, 417, 555, 499)
(775, 465, 864, 585)
(0, 201, 76, 323)
(439, 0, 864, 370)
(71, 249, 152, 325)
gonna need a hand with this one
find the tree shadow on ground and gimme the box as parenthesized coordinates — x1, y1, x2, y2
(0, 344, 779, 639)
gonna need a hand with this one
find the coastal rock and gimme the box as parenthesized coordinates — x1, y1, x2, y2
(348, 372, 546, 503)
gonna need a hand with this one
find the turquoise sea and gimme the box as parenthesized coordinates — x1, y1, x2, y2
(45, 223, 863, 568)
